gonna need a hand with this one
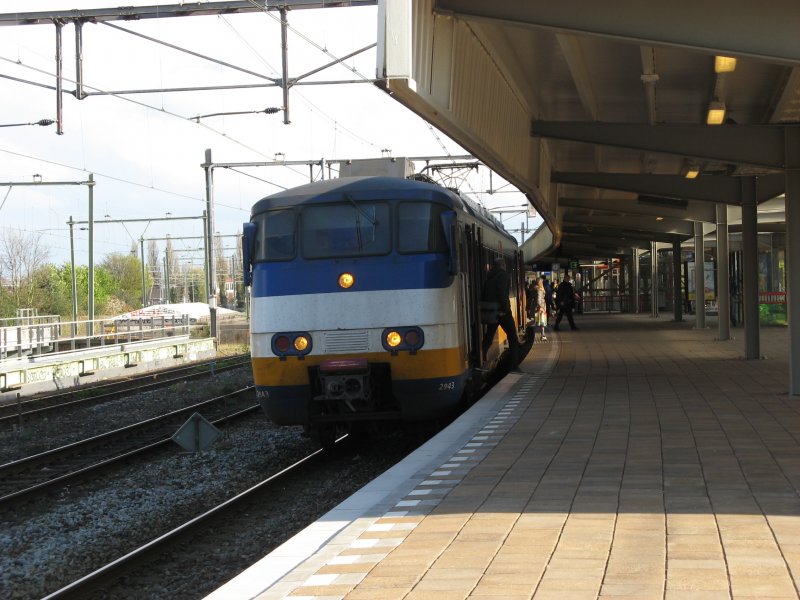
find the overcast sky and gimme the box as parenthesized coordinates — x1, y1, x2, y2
(0, 1, 537, 268)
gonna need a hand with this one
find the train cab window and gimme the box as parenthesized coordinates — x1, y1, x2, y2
(302, 202, 390, 258)
(398, 202, 448, 253)
(254, 209, 296, 261)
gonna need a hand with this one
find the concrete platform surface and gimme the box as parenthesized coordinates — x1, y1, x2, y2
(209, 314, 796, 600)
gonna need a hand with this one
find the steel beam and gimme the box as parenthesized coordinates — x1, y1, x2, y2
(533, 122, 792, 171)
(559, 196, 717, 223)
(552, 172, 784, 205)
(0, 1, 377, 25)
(435, 0, 800, 65)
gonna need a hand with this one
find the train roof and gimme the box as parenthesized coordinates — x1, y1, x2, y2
(251, 176, 515, 243)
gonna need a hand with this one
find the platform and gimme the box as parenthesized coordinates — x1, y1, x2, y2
(0, 335, 216, 401)
(208, 314, 796, 600)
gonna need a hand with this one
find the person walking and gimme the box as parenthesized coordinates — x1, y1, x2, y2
(542, 275, 555, 318)
(481, 257, 521, 370)
(534, 277, 548, 341)
(554, 273, 579, 331)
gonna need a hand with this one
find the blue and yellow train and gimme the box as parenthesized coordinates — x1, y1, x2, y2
(242, 174, 528, 442)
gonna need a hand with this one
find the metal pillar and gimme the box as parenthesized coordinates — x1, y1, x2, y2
(68, 216, 78, 335)
(785, 128, 800, 393)
(694, 221, 706, 329)
(716, 204, 731, 341)
(87, 173, 94, 334)
(140, 237, 146, 307)
(74, 21, 85, 100)
(163, 254, 169, 304)
(741, 178, 760, 359)
(650, 242, 659, 318)
(203, 150, 218, 342)
(54, 21, 64, 135)
(672, 239, 682, 322)
(280, 8, 291, 125)
(631, 249, 639, 313)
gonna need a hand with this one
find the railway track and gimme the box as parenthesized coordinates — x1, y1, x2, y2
(0, 354, 250, 426)
(0, 385, 257, 507)
(41, 440, 338, 600)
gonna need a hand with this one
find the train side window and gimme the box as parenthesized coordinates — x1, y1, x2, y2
(254, 209, 296, 261)
(398, 202, 448, 253)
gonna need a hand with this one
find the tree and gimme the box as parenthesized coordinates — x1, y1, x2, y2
(147, 239, 162, 304)
(0, 228, 50, 309)
(101, 252, 148, 309)
(164, 236, 179, 303)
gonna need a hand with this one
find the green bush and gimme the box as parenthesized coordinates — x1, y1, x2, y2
(759, 303, 787, 326)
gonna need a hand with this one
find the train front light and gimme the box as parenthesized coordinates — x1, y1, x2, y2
(293, 335, 309, 352)
(271, 331, 313, 359)
(274, 335, 291, 353)
(338, 272, 355, 289)
(385, 330, 402, 348)
(381, 326, 424, 355)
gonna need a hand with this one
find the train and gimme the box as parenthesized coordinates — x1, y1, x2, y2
(242, 171, 529, 443)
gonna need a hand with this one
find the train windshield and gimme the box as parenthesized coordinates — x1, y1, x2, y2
(398, 202, 449, 253)
(253, 209, 296, 261)
(302, 202, 390, 258)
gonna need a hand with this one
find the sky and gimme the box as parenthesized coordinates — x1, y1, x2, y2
(0, 1, 539, 271)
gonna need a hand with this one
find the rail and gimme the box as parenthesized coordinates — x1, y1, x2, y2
(0, 315, 193, 361)
(759, 291, 786, 304)
(579, 293, 628, 313)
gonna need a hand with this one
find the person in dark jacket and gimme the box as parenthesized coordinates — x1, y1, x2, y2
(554, 273, 579, 331)
(481, 257, 520, 370)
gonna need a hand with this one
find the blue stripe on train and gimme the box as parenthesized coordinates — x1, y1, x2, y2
(251, 253, 453, 297)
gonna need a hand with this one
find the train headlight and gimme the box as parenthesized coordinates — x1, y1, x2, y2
(381, 327, 424, 355)
(272, 331, 313, 359)
(274, 335, 291, 353)
(404, 329, 421, 347)
(385, 330, 402, 348)
(293, 335, 309, 352)
(338, 272, 355, 289)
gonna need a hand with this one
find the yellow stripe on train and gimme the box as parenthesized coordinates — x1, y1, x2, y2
(252, 347, 466, 387)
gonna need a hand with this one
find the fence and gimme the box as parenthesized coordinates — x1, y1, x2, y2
(0, 314, 191, 361)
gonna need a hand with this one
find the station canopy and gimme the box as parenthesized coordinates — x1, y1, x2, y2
(377, 0, 799, 262)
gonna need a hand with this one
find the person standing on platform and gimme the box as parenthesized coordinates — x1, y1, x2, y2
(481, 257, 520, 370)
(542, 275, 555, 318)
(554, 273, 579, 331)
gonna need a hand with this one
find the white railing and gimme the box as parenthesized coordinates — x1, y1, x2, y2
(0, 314, 192, 361)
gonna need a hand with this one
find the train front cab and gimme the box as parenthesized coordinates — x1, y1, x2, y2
(242, 177, 528, 439)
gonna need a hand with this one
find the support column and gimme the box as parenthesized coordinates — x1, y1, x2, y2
(203, 149, 218, 344)
(741, 177, 760, 359)
(650, 242, 659, 318)
(694, 221, 706, 329)
(672, 239, 682, 322)
(87, 174, 94, 335)
(631, 249, 639, 314)
(716, 204, 731, 341)
(786, 128, 800, 393)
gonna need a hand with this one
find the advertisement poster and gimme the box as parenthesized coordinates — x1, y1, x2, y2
(687, 261, 716, 300)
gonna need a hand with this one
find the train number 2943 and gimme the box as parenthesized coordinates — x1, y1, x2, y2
(438, 380, 455, 391)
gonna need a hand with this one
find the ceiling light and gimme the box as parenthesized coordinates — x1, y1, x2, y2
(706, 100, 726, 125)
(685, 166, 700, 179)
(714, 56, 737, 73)
(656, 216, 664, 221)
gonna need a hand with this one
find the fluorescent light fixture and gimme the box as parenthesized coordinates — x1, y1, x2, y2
(714, 56, 737, 73)
(706, 100, 726, 125)
(685, 166, 700, 179)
